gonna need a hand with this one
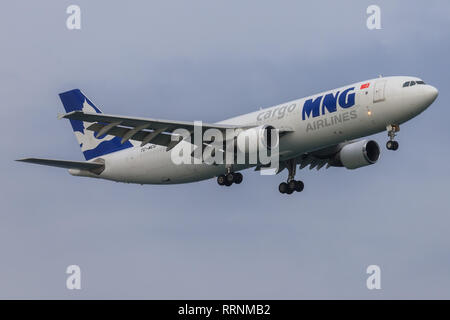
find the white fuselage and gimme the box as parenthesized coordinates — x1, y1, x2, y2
(69, 76, 438, 184)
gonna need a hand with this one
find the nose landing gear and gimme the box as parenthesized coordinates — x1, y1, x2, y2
(278, 159, 304, 195)
(386, 140, 399, 151)
(386, 124, 400, 151)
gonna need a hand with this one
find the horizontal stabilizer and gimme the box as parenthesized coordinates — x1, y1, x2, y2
(16, 158, 104, 172)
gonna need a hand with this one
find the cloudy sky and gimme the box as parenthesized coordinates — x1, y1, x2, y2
(1, 0, 449, 298)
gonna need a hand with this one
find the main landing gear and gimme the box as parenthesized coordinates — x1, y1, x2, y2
(279, 159, 304, 195)
(386, 124, 400, 151)
(217, 168, 243, 187)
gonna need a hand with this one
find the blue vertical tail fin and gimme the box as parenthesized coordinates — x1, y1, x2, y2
(59, 89, 133, 160)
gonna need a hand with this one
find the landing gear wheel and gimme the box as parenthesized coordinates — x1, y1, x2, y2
(288, 180, 297, 191)
(279, 180, 304, 194)
(225, 173, 234, 184)
(386, 140, 399, 151)
(279, 182, 288, 194)
(386, 124, 400, 151)
(218, 171, 243, 187)
(233, 172, 243, 184)
(392, 141, 399, 150)
(217, 174, 226, 186)
(279, 159, 304, 195)
(294, 180, 304, 192)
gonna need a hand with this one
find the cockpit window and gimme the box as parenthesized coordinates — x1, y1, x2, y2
(403, 80, 426, 88)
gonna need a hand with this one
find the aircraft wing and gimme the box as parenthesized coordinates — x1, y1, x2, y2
(264, 143, 344, 175)
(296, 144, 344, 170)
(296, 143, 351, 170)
(16, 158, 104, 172)
(60, 111, 250, 149)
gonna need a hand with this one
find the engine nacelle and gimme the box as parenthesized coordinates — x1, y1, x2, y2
(337, 140, 380, 169)
(236, 125, 279, 154)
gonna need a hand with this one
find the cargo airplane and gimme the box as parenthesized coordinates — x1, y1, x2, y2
(17, 76, 438, 194)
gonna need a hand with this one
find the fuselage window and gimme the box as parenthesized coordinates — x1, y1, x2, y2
(410, 81, 416, 86)
(403, 81, 410, 87)
(416, 80, 425, 85)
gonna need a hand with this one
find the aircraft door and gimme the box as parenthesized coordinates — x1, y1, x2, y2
(373, 80, 387, 103)
(357, 84, 377, 128)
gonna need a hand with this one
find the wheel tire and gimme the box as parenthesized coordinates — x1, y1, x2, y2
(224, 179, 232, 186)
(233, 172, 243, 184)
(295, 180, 304, 192)
(217, 174, 226, 186)
(386, 141, 393, 150)
(226, 173, 234, 184)
(279, 182, 288, 194)
(286, 188, 294, 195)
(392, 141, 399, 150)
(288, 180, 297, 191)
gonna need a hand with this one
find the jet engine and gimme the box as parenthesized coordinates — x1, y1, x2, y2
(236, 125, 279, 154)
(331, 140, 380, 169)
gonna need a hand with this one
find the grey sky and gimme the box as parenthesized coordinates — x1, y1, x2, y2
(1, 0, 449, 298)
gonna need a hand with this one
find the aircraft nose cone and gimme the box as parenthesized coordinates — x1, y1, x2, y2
(425, 85, 439, 104)
(430, 85, 438, 100)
